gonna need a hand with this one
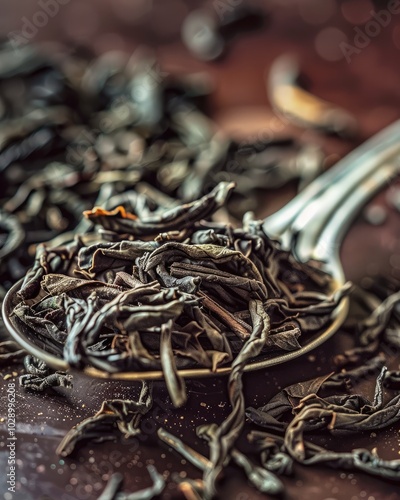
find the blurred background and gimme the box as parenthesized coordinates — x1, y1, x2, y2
(1, 0, 400, 130)
(1, 0, 399, 280)
(0, 0, 400, 134)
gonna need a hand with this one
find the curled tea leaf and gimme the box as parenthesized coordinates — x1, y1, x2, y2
(56, 381, 153, 456)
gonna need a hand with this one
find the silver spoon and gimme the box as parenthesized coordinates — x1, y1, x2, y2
(2, 132, 400, 379)
(264, 119, 400, 248)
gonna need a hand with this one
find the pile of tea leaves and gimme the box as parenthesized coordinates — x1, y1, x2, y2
(10, 179, 400, 499)
(12, 180, 348, 403)
(1, 41, 400, 500)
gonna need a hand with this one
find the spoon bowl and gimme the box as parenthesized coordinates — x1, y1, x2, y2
(3, 120, 400, 380)
(2, 277, 348, 379)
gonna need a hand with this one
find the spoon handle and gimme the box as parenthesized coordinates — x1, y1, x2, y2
(290, 148, 400, 262)
(263, 119, 400, 240)
(311, 161, 400, 282)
